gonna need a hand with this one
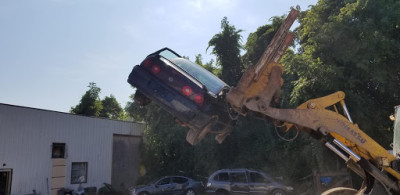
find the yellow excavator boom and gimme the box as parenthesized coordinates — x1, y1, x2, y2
(225, 8, 400, 194)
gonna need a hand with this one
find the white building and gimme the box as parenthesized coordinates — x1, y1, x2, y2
(0, 103, 145, 195)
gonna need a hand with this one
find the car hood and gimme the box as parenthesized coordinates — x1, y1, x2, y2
(133, 184, 154, 191)
(268, 182, 293, 191)
(133, 184, 147, 189)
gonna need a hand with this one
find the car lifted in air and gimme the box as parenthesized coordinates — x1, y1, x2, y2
(127, 48, 237, 145)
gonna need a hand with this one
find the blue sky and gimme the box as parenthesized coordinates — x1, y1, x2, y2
(0, 0, 317, 113)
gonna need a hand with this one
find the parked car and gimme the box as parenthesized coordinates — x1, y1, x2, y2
(127, 48, 237, 145)
(205, 168, 293, 195)
(129, 176, 204, 195)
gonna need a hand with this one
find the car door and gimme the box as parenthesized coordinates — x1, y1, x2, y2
(230, 171, 249, 195)
(171, 176, 189, 194)
(154, 177, 173, 195)
(248, 171, 268, 195)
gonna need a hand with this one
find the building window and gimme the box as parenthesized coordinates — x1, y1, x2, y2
(71, 162, 87, 184)
(52, 143, 65, 158)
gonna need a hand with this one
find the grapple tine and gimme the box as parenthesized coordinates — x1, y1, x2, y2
(226, 9, 299, 114)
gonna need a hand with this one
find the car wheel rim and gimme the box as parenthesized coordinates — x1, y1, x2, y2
(186, 190, 195, 195)
(274, 191, 283, 195)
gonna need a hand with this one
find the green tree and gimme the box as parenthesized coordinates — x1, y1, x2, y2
(208, 17, 244, 86)
(71, 82, 126, 120)
(126, 98, 208, 183)
(70, 82, 103, 117)
(125, 93, 147, 122)
(100, 94, 125, 120)
(284, 0, 400, 146)
(243, 16, 285, 67)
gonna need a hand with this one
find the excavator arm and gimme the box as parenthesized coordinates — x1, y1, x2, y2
(229, 63, 400, 193)
(225, 9, 400, 194)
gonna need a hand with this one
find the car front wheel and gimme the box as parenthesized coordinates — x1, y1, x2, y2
(271, 189, 285, 195)
(185, 189, 196, 195)
(215, 190, 229, 195)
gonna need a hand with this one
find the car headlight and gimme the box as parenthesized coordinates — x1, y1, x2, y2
(285, 186, 293, 191)
(128, 187, 136, 195)
(206, 182, 211, 187)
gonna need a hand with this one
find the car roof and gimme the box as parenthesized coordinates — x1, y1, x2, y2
(215, 168, 261, 172)
(159, 176, 191, 179)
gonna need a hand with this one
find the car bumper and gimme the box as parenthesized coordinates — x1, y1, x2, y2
(128, 66, 212, 129)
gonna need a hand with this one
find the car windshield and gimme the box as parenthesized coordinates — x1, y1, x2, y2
(260, 172, 275, 182)
(159, 49, 228, 96)
(150, 177, 162, 185)
(170, 58, 227, 95)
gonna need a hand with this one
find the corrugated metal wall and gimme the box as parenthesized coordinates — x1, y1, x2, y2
(0, 103, 145, 195)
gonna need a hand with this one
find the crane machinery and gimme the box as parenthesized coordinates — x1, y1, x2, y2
(224, 9, 400, 195)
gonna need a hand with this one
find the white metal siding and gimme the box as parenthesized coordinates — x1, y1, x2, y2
(0, 104, 145, 195)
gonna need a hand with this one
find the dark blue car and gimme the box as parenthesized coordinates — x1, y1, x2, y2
(127, 48, 237, 145)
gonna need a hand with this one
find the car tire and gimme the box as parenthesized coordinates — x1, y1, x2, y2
(215, 190, 229, 195)
(185, 189, 196, 195)
(139, 192, 149, 195)
(271, 189, 285, 195)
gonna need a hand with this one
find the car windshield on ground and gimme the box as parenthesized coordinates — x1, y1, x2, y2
(159, 49, 228, 96)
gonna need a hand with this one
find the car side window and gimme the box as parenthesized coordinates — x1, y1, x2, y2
(214, 172, 229, 181)
(249, 172, 265, 183)
(172, 177, 188, 184)
(157, 178, 171, 185)
(230, 172, 247, 183)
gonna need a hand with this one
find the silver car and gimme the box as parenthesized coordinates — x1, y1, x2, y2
(205, 168, 293, 195)
(129, 176, 204, 195)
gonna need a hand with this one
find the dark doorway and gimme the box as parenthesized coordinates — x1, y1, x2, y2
(111, 135, 141, 192)
(0, 169, 12, 195)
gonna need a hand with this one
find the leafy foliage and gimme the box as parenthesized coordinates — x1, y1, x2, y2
(285, 0, 400, 146)
(100, 95, 126, 120)
(71, 82, 125, 120)
(70, 82, 103, 116)
(207, 17, 244, 86)
(243, 16, 285, 67)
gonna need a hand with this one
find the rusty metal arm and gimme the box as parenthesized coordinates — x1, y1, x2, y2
(226, 9, 299, 114)
(239, 66, 400, 192)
